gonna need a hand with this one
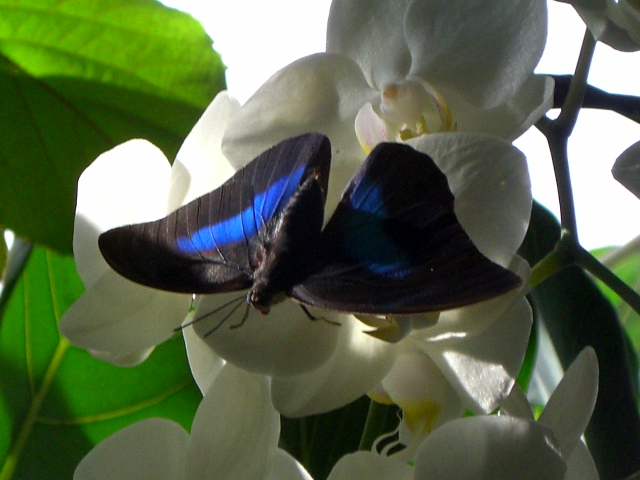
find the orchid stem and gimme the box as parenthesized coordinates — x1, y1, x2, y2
(530, 231, 640, 318)
(536, 28, 596, 241)
(530, 243, 573, 289)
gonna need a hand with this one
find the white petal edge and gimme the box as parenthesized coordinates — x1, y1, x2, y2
(168, 91, 241, 211)
(413, 416, 567, 480)
(326, 0, 412, 88)
(74, 418, 189, 480)
(445, 74, 555, 141)
(88, 346, 155, 367)
(271, 317, 397, 417)
(221, 53, 375, 218)
(185, 364, 280, 479)
(500, 384, 535, 420)
(265, 449, 314, 480)
(326, 451, 414, 480)
(182, 320, 225, 395)
(59, 271, 191, 362)
(426, 295, 533, 413)
(566, 440, 600, 480)
(406, 0, 547, 108)
(73, 140, 172, 287)
(409, 133, 531, 266)
(538, 347, 599, 458)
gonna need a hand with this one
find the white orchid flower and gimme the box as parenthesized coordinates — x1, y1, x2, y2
(186, 0, 543, 417)
(186, 132, 533, 420)
(326, 347, 599, 480)
(74, 363, 312, 480)
(58, 92, 240, 365)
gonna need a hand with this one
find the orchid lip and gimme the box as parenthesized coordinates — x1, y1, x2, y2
(355, 77, 455, 152)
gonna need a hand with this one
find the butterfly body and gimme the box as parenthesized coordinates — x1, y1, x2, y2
(99, 133, 521, 317)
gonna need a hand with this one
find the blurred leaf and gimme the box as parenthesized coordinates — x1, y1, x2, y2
(0, 0, 225, 253)
(0, 247, 201, 478)
(0, 238, 33, 324)
(516, 314, 538, 392)
(593, 247, 640, 354)
(0, 233, 6, 285)
(519, 202, 640, 480)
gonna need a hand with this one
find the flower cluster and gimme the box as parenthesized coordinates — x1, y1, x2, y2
(61, 0, 602, 477)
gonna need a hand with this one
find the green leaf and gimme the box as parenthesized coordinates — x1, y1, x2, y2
(0, 247, 201, 479)
(519, 202, 640, 480)
(0, 0, 225, 253)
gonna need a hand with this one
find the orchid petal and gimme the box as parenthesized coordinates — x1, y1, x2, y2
(271, 317, 397, 417)
(88, 346, 155, 367)
(413, 416, 567, 479)
(406, 0, 547, 108)
(222, 53, 375, 216)
(168, 91, 241, 211)
(566, 0, 640, 51)
(59, 271, 190, 363)
(185, 365, 279, 479)
(426, 296, 533, 413)
(327, 451, 413, 480)
(192, 294, 342, 376)
(566, 440, 600, 480)
(500, 384, 535, 420)
(409, 133, 531, 266)
(355, 102, 391, 152)
(266, 449, 314, 480)
(326, 0, 411, 88)
(74, 418, 189, 480)
(445, 75, 555, 141)
(182, 320, 225, 395)
(73, 139, 172, 287)
(382, 351, 464, 437)
(538, 347, 599, 458)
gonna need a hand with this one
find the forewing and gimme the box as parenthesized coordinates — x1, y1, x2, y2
(292, 142, 521, 314)
(99, 133, 332, 294)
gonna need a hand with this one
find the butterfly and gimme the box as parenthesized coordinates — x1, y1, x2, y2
(98, 133, 521, 319)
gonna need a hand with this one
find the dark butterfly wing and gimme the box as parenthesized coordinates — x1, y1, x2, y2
(291, 142, 521, 314)
(99, 133, 332, 294)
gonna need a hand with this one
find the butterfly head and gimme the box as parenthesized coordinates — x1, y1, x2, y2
(247, 286, 289, 315)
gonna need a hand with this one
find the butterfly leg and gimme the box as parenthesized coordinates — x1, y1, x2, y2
(300, 305, 341, 326)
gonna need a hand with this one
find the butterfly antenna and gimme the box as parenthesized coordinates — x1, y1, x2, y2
(229, 303, 251, 330)
(176, 294, 246, 331)
(203, 295, 248, 337)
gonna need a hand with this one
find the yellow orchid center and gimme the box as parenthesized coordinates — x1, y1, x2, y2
(355, 77, 455, 153)
(402, 399, 442, 436)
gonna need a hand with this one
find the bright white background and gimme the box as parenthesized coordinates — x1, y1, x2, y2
(162, 0, 640, 250)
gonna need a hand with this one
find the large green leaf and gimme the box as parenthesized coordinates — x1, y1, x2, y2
(519, 202, 640, 480)
(0, 0, 225, 253)
(0, 247, 201, 479)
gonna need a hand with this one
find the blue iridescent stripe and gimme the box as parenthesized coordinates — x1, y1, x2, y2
(344, 179, 411, 278)
(176, 166, 305, 253)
